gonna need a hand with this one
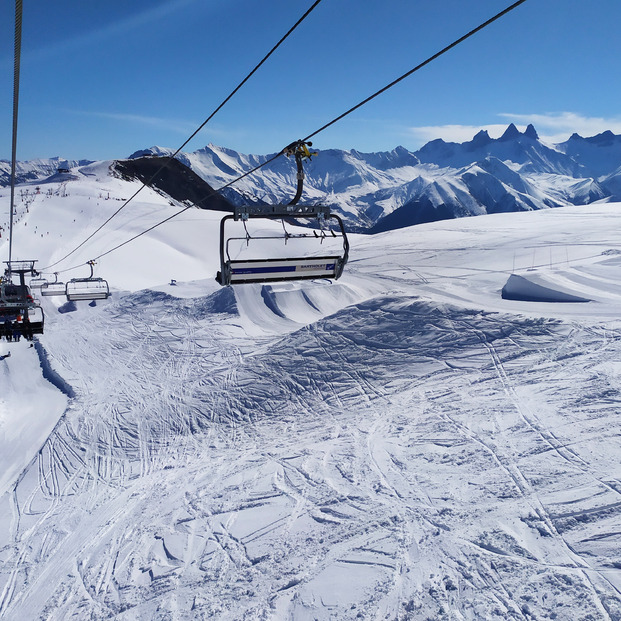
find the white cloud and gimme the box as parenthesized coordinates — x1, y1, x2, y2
(407, 112, 621, 147)
(68, 109, 196, 135)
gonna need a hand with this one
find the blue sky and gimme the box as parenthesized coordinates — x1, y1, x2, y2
(1, 0, 621, 161)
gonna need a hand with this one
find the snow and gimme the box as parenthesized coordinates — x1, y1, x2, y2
(0, 343, 68, 497)
(501, 273, 591, 303)
(1, 169, 621, 619)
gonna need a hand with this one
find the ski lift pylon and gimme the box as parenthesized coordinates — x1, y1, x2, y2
(65, 260, 110, 301)
(216, 141, 349, 286)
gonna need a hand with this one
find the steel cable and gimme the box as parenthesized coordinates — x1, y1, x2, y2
(41, 0, 324, 271)
(49, 0, 530, 273)
(8, 0, 23, 267)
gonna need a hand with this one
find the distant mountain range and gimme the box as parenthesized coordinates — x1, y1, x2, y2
(4, 124, 621, 232)
(0, 157, 92, 187)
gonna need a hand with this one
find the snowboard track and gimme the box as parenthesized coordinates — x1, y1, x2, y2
(1, 293, 621, 619)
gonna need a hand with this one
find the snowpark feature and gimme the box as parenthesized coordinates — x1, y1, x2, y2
(1, 164, 621, 619)
(501, 273, 591, 303)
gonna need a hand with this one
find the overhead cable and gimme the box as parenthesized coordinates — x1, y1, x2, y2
(301, 0, 529, 143)
(54, 0, 530, 272)
(41, 0, 324, 271)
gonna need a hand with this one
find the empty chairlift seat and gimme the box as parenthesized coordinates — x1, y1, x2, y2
(29, 276, 48, 289)
(216, 205, 350, 286)
(65, 261, 110, 301)
(65, 277, 109, 301)
(40, 273, 66, 297)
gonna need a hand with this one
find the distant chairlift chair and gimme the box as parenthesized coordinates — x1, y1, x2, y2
(29, 275, 48, 289)
(216, 140, 350, 286)
(65, 261, 110, 301)
(40, 272, 67, 297)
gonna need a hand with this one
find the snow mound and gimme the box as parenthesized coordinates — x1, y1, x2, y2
(501, 273, 591, 303)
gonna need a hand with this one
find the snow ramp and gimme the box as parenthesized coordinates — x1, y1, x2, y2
(233, 277, 385, 335)
(501, 273, 591, 303)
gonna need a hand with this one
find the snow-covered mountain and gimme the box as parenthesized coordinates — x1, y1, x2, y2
(0, 157, 93, 187)
(6, 126, 621, 234)
(1, 160, 621, 619)
(128, 124, 621, 231)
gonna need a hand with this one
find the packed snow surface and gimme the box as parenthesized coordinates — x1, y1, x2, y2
(1, 169, 621, 619)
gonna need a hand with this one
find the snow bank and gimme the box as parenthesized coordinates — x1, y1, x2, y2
(501, 273, 591, 303)
(0, 342, 68, 496)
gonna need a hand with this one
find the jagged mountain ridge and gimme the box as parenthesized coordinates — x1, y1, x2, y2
(130, 124, 621, 231)
(5, 125, 621, 232)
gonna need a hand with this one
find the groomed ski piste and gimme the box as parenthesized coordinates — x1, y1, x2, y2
(1, 162, 621, 620)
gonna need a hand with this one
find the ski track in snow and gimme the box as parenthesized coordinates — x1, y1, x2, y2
(2, 182, 621, 619)
(2, 290, 621, 620)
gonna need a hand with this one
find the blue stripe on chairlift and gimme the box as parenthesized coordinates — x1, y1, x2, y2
(232, 262, 336, 275)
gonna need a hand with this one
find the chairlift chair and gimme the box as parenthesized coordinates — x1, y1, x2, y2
(216, 140, 350, 286)
(24, 304, 44, 335)
(29, 275, 48, 289)
(65, 261, 110, 301)
(1, 260, 45, 336)
(2, 261, 38, 307)
(40, 272, 67, 297)
(217, 204, 349, 285)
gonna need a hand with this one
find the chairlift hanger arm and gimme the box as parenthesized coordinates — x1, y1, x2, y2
(283, 140, 317, 207)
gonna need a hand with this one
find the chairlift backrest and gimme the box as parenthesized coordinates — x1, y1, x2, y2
(26, 305, 44, 334)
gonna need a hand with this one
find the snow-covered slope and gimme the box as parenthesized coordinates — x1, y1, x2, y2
(1, 169, 621, 619)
